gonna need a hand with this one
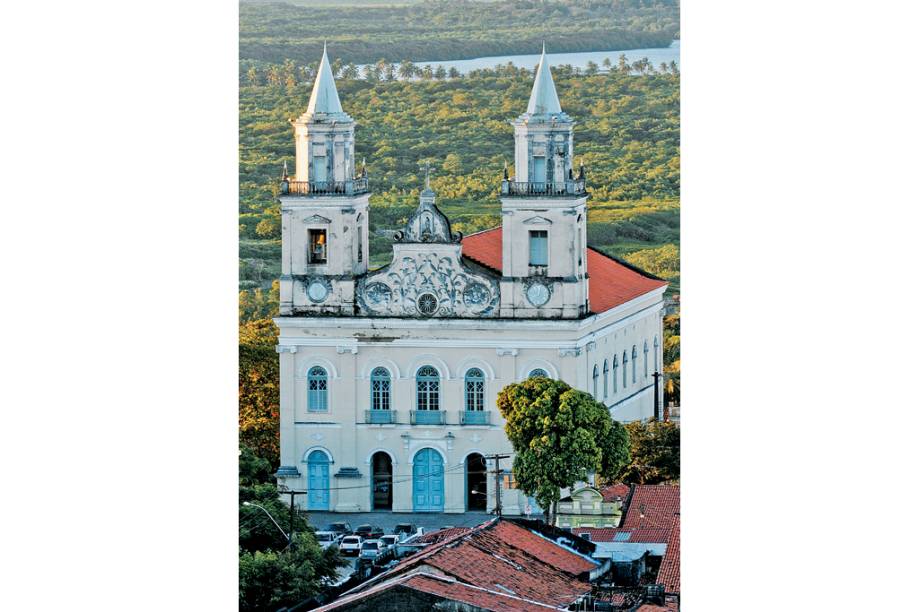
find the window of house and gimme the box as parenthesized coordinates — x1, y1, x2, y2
(529, 230, 548, 266)
(592, 365, 599, 398)
(416, 366, 440, 411)
(465, 368, 485, 411)
(632, 346, 638, 384)
(528, 368, 549, 379)
(612, 356, 618, 394)
(370, 367, 390, 411)
(603, 360, 610, 399)
(643, 341, 649, 378)
(308, 229, 327, 264)
(308, 366, 328, 412)
(622, 351, 628, 388)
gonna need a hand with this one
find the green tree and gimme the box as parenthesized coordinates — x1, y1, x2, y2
(397, 60, 416, 80)
(496, 377, 629, 524)
(614, 420, 680, 484)
(255, 214, 281, 239)
(239, 343, 280, 463)
(585, 60, 599, 75)
(434, 65, 447, 80)
(447, 66, 460, 79)
(442, 153, 462, 174)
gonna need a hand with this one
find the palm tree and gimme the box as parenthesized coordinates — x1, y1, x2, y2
(398, 60, 416, 80)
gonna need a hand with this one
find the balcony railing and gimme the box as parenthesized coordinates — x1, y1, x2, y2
(410, 410, 445, 425)
(460, 410, 491, 425)
(501, 178, 586, 197)
(365, 409, 396, 424)
(281, 177, 369, 196)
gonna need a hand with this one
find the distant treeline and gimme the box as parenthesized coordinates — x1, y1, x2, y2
(240, 0, 680, 65)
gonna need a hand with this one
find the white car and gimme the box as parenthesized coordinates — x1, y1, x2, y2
(339, 535, 363, 557)
(315, 531, 340, 549)
(359, 539, 384, 561)
(379, 534, 400, 550)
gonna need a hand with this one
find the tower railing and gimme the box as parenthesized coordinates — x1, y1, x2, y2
(281, 176, 369, 196)
(501, 178, 586, 197)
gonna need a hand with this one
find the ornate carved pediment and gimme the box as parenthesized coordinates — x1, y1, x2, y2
(523, 216, 552, 225)
(303, 214, 332, 224)
(357, 250, 499, 318)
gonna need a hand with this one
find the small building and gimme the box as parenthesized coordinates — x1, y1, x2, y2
(556, 483, 632, 529)
(620, 484, 680, 530)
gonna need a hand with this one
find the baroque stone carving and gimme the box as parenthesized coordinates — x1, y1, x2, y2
(357, 251, 499, 318)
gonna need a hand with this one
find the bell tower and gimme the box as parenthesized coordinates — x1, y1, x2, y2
(499, 46, 589, 318)
(278, 44, 370, 316)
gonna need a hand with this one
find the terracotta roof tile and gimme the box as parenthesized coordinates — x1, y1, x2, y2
(461, 227, 668, 314)
(657, 515, 680, 594)
(572, 526, 671, 544)
(412, 527, 470, 545)
(621, 484, 680, 530)
(599, 483, 632, 503)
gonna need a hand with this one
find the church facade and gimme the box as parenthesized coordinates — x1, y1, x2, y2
(273, 46, 668, 515)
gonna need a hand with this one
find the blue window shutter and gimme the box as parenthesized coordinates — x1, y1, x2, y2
(529, 231, 548, 266)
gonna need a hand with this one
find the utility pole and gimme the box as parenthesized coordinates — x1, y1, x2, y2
(652, 371, 662, 421)
(485, 454, 510, 516)
(277, 488, 308, 547)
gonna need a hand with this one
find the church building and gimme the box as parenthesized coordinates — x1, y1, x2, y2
(273, 46, 668, 515)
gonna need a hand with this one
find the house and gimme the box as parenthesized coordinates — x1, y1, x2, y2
(314, 518, 600, 611)
(556, 483, 632, 528)
(273, 45, 669, 514)
(620, 484, 680, 530)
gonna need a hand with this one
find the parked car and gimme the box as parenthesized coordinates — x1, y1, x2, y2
(339, 535, 363, 557)
(393, 523, 418, 541)
(355, 524, 384, 539)
(379, 534, 400, 550)
(314, 531, 340, 549)
(326, 522, 352, 537)
(359, 539, 384, 561)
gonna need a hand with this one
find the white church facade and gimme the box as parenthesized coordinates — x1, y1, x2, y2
(273, 46, 668, 515)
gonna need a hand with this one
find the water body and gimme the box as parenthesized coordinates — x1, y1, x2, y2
(411, 39, 679, 75)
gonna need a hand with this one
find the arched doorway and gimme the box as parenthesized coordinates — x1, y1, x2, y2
(371, 452, 392, 511)
(412, 448, 444, 512)
(306, 450, 330, 511)
(466, 453, 487, 511)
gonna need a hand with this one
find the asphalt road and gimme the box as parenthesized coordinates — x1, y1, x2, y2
(306, 510, 495, 534)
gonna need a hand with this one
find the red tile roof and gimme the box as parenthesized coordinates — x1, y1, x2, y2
(412, 527, 470, 545)
(621, 484, 680, 530)
(657, 515, 680, 594)
(572, 526, 671, 544)
(599, 483, 632, 503)
(341, 518, 595, 609)
(461, 227, 668, 314)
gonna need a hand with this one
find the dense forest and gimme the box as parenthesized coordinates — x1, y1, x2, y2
(240, 0, 680, 66)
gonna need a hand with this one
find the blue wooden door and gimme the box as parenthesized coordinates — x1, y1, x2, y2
(413, 448, 444, 512)
(307, 451, 330, 510)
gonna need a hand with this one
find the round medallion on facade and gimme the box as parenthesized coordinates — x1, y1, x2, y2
(463, 282, 489, 307)
(526, 281, 550, 307)
(307, 279, 330, 303)
(364, 282, 392, 306)
(417, 293, 438, 316)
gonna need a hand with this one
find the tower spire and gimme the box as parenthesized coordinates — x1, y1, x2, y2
(526, 44, 562, 116)
(306, 43, 345, 117)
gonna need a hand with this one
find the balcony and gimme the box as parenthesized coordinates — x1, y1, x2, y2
(410, 410, 445, 425)
(281, 177, 369, 197)
(365, 409, 396, 424)
(460, 410, 491, 425)
(501, 178, 586, 197)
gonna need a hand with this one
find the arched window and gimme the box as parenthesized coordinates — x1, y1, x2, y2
(592, 365, 599, 398)
(632, 346, 638, 384)
(622, 351, 628, 388)
(603, 359, 610, 399)
(654, 336, 659, 372)
(308, 366, 328, 412)
(465, 368, 485, 411)
(612, 356, 619, 394)
(643, 341, 649, 378)
(528, 368, 549, 379)
(370, 367, 391, 411)
(416, 366, 440, 411)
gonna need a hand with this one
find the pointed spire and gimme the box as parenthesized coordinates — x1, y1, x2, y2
(305, 43, 345, 118)
(526, 44, 562, 116)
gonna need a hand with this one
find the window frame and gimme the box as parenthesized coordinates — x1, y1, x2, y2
(592, 364, 599, 398)
(308, 228, 328, 264)
(528, 230, 549, 267)
(370, 367, 391, 411)
(415, 365, 440, 411)
(307, 366, 329, 412)
(464, 368, 486, 412)
(603, 359, 610, 398)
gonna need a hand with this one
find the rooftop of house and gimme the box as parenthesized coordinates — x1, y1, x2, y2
(331, 517, 597, 610)
(620, 484, 681, 530)
(410, 526, 471, 545)
(657, 514, 680, 594)
(573, 526, 672, 544)
(461, 227, 668, 314)
(599, 483, 634, 503)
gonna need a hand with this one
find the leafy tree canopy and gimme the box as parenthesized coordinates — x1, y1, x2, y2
(496, 377, 629, 521)
(613, 419, 680, 484)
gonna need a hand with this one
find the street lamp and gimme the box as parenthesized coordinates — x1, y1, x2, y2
(242, 501, 290, 543)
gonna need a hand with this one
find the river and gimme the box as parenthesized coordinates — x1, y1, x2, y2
(401, 40, 679, 75)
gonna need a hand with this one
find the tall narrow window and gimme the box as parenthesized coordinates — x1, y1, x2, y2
(465, 368, 485, 411)
(308, 366, 328, 412)
(654, 336, 659, 372)
(603, 360, 610, 399)
(632, 346, 638, 384)
(622, 351, 628, 388)
(357, 226, 363, 263)
(416, 366, 440, 411)
(529, 230, 548, 266)
(308, 229, 327, 264)
(592, 365, 599, 398)
(612, 356, 619, 393)
(370, 367, 390, 411)
(643, 341, 649, 378)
